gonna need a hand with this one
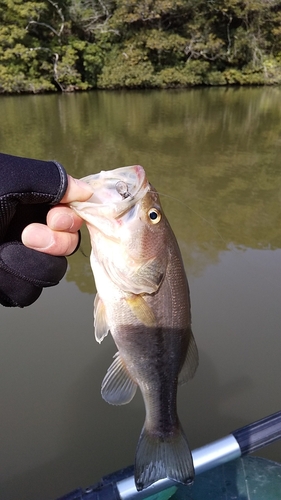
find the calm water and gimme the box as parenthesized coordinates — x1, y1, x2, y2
(0, 88, 281, 499)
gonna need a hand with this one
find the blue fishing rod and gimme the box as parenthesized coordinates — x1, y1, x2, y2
(57, 410, 281, 500)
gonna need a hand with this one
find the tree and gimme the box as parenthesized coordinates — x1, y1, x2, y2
(0, 0, 281, 92)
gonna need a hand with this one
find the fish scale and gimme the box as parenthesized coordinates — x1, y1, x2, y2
(70, 165, 199, 491)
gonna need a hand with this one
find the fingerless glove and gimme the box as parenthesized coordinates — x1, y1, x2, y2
(0, 153, 68, 307)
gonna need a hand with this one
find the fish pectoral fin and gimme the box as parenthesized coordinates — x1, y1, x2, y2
(178, 329, 199, 385)
(94, 294, 110, 344)
(134, 258, 165, 292)
(101, 352, 137, 405)
(126, 295, 156, 327)
(106, 257, 165, 295)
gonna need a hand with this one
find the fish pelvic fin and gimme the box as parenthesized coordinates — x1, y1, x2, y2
(134, 423, 194, 491)
(178, 329, 199, 386)
(94, 294, 109, 344)
(101, 352, 137, 405)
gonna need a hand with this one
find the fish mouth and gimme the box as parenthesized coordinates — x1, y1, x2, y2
(71, 165, 149, 219)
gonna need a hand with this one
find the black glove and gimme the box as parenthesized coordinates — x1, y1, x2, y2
(0, 153, 69, 307)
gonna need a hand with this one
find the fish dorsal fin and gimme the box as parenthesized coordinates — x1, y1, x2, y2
(101, 352, 137, 405)
(126, 295, 156, 327)
(178, 330, 199, 385)
(94, 294, 110, 344)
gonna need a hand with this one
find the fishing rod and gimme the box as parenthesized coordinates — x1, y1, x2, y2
(57, 410, 281, 500)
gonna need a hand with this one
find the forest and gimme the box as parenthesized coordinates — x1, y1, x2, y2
(0, 0, 281, 93)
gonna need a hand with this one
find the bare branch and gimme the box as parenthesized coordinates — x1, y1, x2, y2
(27, 20, 61, 37)
(69, 0, 117, 34)
(47, 0, 65, 36)
(26, 0, 65, 39)
(53, 52, 65, 91)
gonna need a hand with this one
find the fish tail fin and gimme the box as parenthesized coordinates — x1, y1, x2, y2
(134, 422, 194, 491)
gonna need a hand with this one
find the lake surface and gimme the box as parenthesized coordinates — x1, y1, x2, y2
(0, 87, 281, 499)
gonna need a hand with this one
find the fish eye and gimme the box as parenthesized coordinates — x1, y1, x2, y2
(148, 208, 161, 224)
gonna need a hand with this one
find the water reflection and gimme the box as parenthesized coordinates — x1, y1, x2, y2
(0, 88, 281, 499)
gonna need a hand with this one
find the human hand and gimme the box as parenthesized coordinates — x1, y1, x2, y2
(22, 175, 92, 256)
(0, 153, 91, 307)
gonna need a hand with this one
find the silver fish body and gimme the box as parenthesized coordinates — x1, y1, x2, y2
(70, 165, 198, 491)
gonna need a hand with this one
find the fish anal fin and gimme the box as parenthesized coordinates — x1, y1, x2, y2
(94, 294, 109, 344)
(126, 295, 156, 327)
(135, 423, 194, 491)
(101, 352, 137, 405)
(178, 329, 199, 386)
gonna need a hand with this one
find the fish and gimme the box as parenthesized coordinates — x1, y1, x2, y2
(70, 165, 199, 491)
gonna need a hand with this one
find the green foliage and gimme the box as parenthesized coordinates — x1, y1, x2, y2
(155, 61, 211, 87)
(98, 42, 156, 88)
(0, 0, 281, 92)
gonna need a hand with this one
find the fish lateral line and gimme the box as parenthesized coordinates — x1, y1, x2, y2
(69, 165, 198, 492)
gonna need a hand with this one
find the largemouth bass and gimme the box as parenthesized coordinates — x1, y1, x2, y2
(70, 165, 199, 491)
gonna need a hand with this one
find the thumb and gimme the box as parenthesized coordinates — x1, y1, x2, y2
(60, 175, 92, 204)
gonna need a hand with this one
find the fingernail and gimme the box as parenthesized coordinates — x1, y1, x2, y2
(50, 213, 74, 230)
(22, 225, 54, 250)
(74, 178, 92, 193)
